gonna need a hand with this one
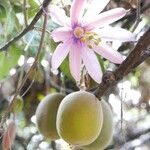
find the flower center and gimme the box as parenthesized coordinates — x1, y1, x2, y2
(73, 27, 101, 48)
(73, 27, 84, 38)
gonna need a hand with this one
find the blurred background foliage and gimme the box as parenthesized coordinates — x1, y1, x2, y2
(0, 0, 150, 149)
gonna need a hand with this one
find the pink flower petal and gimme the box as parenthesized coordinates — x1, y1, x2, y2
(97, 26, 135, 42)
(85, 8, 127, 30)
(94, 42, 124, 64)
(81, 46, 102, 83)
(52, 42, 71, 70)
(84, 0, 110, 22)
(69, 43, 81, 81)
(51, 27, 72, 42)
(70, 0, 86, 26)
(49, 5, 70, 26)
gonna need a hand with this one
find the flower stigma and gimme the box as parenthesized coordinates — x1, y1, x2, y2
(73, 27, 84, 38)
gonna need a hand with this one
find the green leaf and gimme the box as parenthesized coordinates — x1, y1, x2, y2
(0, 0, 10, 20)
(5, 7, 20, 36)
(96, 54, 105, 73)
(13, 5, 22, 13)
(9, 0, 21, 4)
(0, 45, 22, 80)
(28, 0, 39, 18)
(0, 0, 20, 36)
(48, 38, 58, 52)
(60, 57, 74, 80)
(0, 0, 10, 10)
(0, 5, 7, 19)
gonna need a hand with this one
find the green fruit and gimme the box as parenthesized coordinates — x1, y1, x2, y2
(35, 93, 65, 140)
(82, 100, 113, 150)
(56, 91, 103, 146)
(12, 96, 23, 114)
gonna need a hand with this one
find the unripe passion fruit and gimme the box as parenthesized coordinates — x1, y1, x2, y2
(82, 100, 113, 150)
(56, 91, 103, 146)
(35, 93, 65, 140)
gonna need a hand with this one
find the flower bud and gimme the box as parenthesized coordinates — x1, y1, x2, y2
(2, 120, 16, 150)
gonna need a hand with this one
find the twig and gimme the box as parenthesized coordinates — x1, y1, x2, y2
(23, 0, 28, 27)
(34, 26, 51, 34)
(0, 0, 51, 51)
(51, 141, 57, 150)
(15, 135, 27, 150)
(120, 82, 127, 149)
(131, 0, 141, 32)
(49, 79, 74, 94)
(119, 129, 150, 149)
(21, 76, 35, 97)
(94, 27, 150, 99)
(0, 10, 48, 127)
(115, 28, 150, 78)
(119, 1, 150, 22)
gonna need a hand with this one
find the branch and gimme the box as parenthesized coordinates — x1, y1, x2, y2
(0, 0, 51, 51)
(130, 49, 150, 71)
(94, 27, 150, 99)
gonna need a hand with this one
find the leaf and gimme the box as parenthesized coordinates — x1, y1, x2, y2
(48, 38, 58, 52)
(28, 0, 39, 18)
(60, 57, 73, 80)
(0, 4, 7, 19)
(5, 8, 20, 36)
(0, 45, 22, 80)
(0, 0, 9, 20)
(0, 0, 10, 10)
(96, 54, 105, 73)
(13, 5, 22, 13)
(0, 0, 19, 35)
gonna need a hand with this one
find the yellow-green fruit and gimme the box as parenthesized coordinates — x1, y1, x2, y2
(12, 96, 23, 114)
(82, 100, 113, 150)
(56, 91, 103, 146)
(35, 93, 65, 140)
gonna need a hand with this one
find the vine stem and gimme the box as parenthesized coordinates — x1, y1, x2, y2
(131, 0, 141, 32)
(23, 0, 28, 27)
(0, 9, 48, 127)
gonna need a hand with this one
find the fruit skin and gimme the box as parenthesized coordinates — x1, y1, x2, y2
(35, 93, 65, 140)
(82, 100, 113, 150)
(56, 91, 103, 146)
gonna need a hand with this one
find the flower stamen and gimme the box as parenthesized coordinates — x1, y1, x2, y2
(81, 37, 87, 43)
(88, 44, 93, 49)
(73, 27, 84, 38)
